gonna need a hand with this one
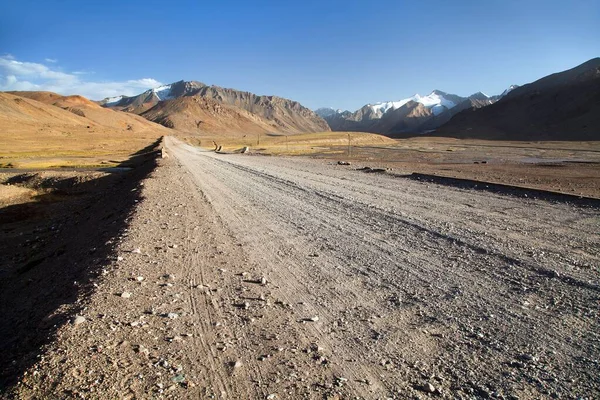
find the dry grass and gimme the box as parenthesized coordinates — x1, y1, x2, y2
(0, 127, 162, 168)
(178, 131, 397, 155)
(0, 92, 167, 168)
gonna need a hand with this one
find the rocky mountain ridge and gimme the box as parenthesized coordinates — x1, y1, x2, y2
(101, 80, 329, 134)
(317, 88, 510, 135)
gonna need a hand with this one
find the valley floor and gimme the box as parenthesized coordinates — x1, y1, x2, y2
(3, 136, 599, 399)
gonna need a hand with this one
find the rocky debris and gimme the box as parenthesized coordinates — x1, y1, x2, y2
(120, 292, 132, 298)
(234, 302, 251, 310)
(72, 316, 86, 326)
(417, 382, 436, 393)
(243, 276, 267, 285)
(337, 161, 351, 166)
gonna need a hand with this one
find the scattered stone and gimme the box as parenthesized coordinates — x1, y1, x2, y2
(417, 382, 436, 393)
(132, 248, 142, 254)
(335, 376, 348, 386)
(136, 276, 145, 282)
(232, 360, 243, 369)
(121, 292, 132, 299)
(266, 394, 277, 399)
(518, 353, 539, 363)
(117, 256, 124, 261)
(338, 161, 351, 166)
(165, 312, 179, 319)
(307, 316, 319, 322)
(73, 316, 86, 326)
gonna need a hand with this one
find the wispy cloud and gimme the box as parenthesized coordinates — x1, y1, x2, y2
(45, 58, 58, 63)
(0, 55, 162, 100)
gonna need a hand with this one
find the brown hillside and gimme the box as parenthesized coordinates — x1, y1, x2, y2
(8, 91, 171, 134)
(0, 92, 169, 168)
(141, 96, 277, 135)
(194, 86, 330, 133)
(0, 92, 90, 126)
(7, 91, 101, 109)
(103, 81, 330, 134)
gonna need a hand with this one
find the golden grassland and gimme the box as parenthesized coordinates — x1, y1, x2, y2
(0, 126, 162, 168)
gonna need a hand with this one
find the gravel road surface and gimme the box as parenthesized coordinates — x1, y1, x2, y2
(12, 136, 599, 399)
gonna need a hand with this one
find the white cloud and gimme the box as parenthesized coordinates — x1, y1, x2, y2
(45, 58, 58, 63)
(0, 55, 163, 100)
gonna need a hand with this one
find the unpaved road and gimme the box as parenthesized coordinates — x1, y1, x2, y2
(9, 136, 600, 399)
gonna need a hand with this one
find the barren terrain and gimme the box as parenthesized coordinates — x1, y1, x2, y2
(2, 136, 598, 399)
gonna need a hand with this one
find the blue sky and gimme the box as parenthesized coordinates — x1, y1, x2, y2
(1, 0, 598, 111)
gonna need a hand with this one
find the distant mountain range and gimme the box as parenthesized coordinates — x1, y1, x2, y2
(314, 58, 600, 140)
(8, 57, 592, 141)
(435, 58, 600, 140)
(315, 87, 517, 135)
(100, 80, 329, 134)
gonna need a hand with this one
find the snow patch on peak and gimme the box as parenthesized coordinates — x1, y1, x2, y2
(152, 84, 174, 101)
(500, 84, 519, 97)
(104, 95, 125, 106)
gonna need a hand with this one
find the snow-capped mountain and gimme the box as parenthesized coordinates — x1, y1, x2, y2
(152, 84, 176, 101)
(315, 107, 344, 118)
(499, 84, 519, 98)
(368, 90, 461, 117)
(319, 88, 518, 135)
(101, 95, 126, 106)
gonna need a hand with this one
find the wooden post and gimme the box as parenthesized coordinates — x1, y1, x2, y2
(347, 133, 351, 157)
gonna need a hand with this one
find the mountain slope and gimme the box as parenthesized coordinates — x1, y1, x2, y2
(9, 91, 171, 134)
(0, 92, 169, 167)
(103, 81, 329, 134)
(140, 96, 280, 135)
(435, 58, 600, 140)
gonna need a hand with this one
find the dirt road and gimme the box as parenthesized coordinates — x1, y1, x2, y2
(10, 136, 599, 399)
